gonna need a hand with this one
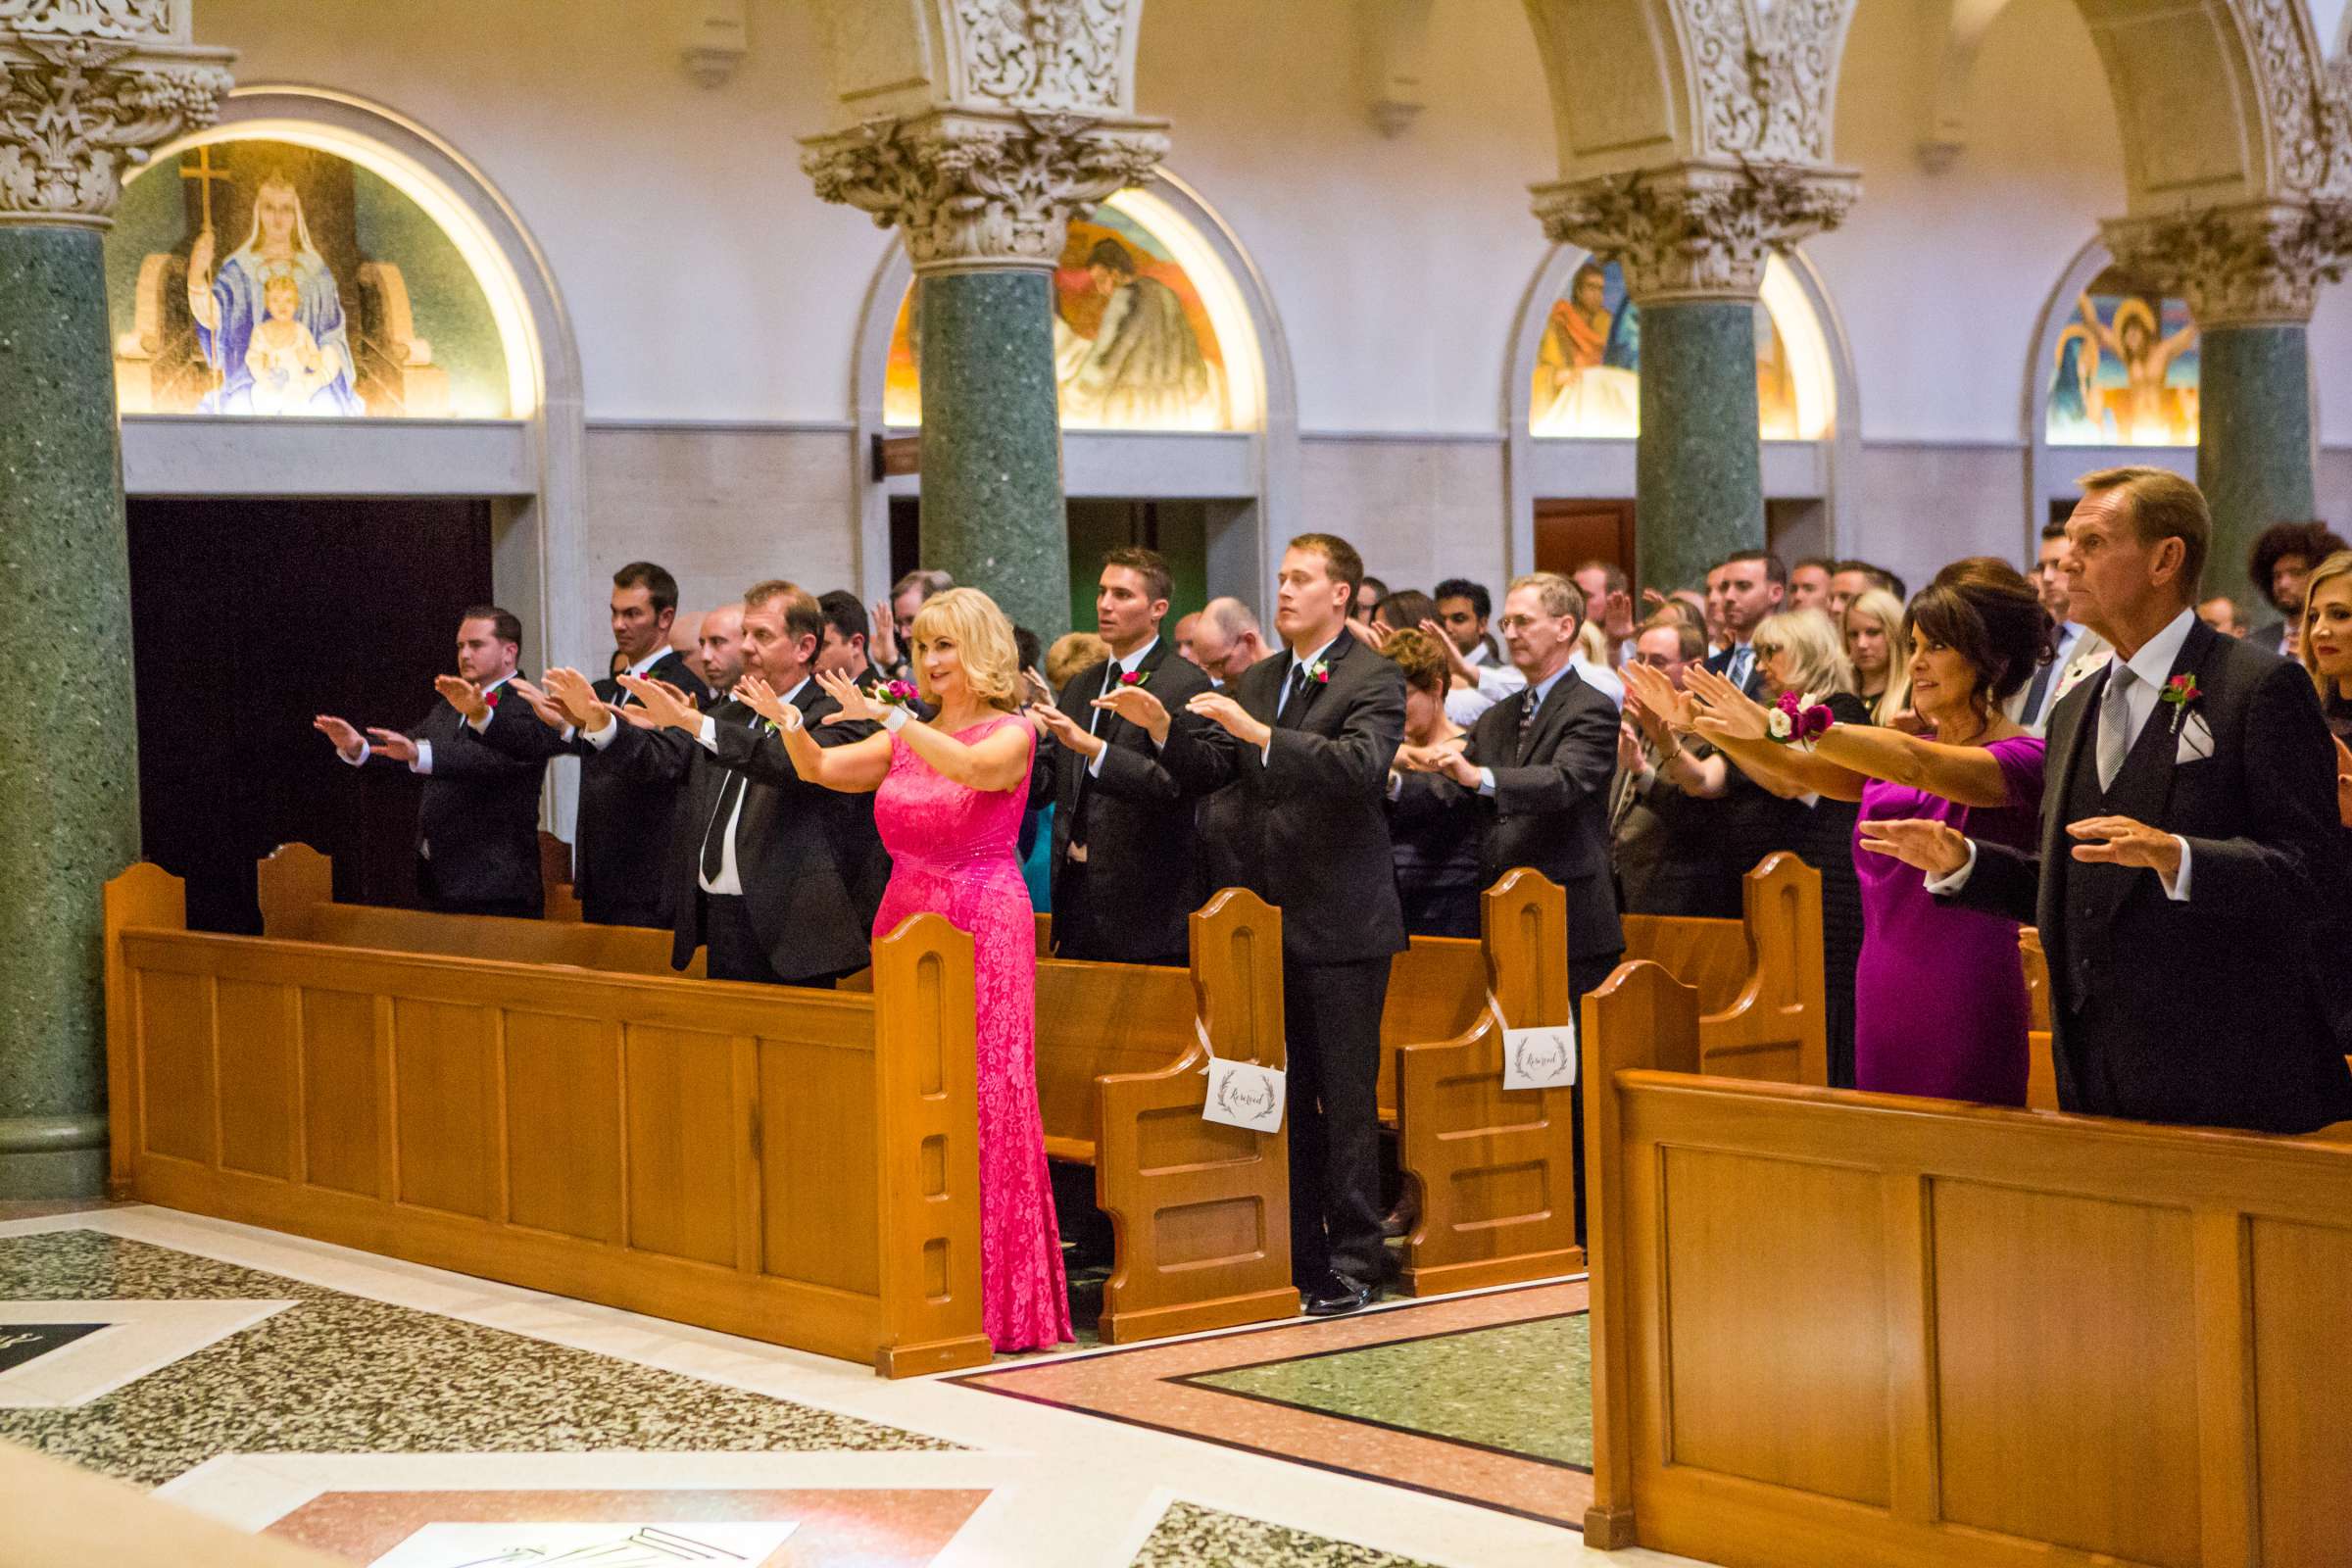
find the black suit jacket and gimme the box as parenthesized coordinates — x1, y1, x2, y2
(1046, 636, 1220, 962)
(1949, 617, 2352, 1133)
(479, 650, 711, 926)
(396, 687, 551, 909)
(1191, 629, 1407, 964)
(1456, 666, 1624, 961)
(593, 684, 882, 983)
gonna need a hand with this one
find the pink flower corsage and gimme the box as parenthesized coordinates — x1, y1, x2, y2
(1766, 689, 1836, 749)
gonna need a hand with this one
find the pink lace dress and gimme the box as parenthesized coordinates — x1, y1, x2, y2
(871, 712, 1072, 1352)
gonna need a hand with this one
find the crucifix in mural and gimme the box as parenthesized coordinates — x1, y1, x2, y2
(107, 138, 513, 418)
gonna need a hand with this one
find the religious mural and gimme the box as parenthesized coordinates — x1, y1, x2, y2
(883, 201, 1233, 430)
(1529, 259, 1801, 439)
(105, 139, 512, 418)
(2045, 268, 2199, 446)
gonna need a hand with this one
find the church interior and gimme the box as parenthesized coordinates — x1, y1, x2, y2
(4, 1, 2352, 1565)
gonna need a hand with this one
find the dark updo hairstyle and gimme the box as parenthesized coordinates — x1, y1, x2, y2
(1382, 627, 1451, 699)
(1901, 557, 2052, 708)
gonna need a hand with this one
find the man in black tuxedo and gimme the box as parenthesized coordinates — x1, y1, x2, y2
(1870, 466, 2352, 1134)
(485, 563, 710, 930)
(544, 580, 882, 988)
(815, 590, 879, 688)
(314, 606, 550, 919)
(1032, 547, 1219, 965)
(1702, 549, 1804, 887)
(1185, 533, 1407, 1316)
(1416, 572, 1624, 997)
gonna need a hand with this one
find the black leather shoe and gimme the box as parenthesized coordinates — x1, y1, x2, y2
(1300, 1272, 1375, 1317)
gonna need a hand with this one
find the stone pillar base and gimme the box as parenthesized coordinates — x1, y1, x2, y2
(0, 1113, 110, 1200)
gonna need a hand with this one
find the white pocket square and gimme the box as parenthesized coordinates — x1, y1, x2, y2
(2176, 710, 2214, 763)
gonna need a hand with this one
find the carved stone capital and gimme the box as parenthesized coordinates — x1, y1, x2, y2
(2101, 201, 2352, 328)
(1533, 160, 1858, 304)
(1688, 0, 1852, 166)
(801, 107, 1166, 274)
(0, 8, 233, 229)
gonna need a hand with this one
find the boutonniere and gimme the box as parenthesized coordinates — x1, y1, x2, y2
(482, 688, 502, 710)
(1119, 668, 1149, 688)
(1308, 660, 1331, 685)
(867, 678, 919, 710)
(2161, 673, 2201, 734)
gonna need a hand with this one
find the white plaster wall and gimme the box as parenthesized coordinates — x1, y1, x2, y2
(1299, 436, 1511, 593)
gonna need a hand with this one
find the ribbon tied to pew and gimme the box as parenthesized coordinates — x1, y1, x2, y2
(1492, 989, 1578, 1094)
(1194, 1011, 1287, 1133)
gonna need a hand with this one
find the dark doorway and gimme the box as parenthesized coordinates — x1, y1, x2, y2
(126, 498, 496, 932)
(887, 496, 1212, 632)
(1535, 498, 1637, 576)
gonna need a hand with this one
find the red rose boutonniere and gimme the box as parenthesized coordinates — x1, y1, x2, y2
(2161, 673, 2201, 734)
(1119, 669, 1149, 688)
(1309, 660, 1331, 685)
(483, 688, 502, 711)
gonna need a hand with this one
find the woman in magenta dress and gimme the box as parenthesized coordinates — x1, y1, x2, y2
(745, 586, 1071, 1352)
(1624, 559, 2051, 1104)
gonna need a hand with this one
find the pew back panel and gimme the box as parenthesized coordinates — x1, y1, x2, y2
(107, 867, 987, 1377)
(257, 843, 701, 977)
(1580, 958, 2352, 1568)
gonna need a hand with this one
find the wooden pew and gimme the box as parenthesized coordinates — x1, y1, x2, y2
(104, 861, 989, 1378)
(539, 829, 584, 922)
(1034, 891, 1294, 1343)
(1377, 853, 1827, 1120)
(1578, 959, 2352, 1565)
(1373, 855, 1825, 1296)
(258, 842, 703, 977)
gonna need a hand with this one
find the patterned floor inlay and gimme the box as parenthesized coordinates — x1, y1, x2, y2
(0, 1231, 951, 1485)
(1129, 1501, 1442, 1568)
(1188, 1312, 1591, 1468)
(954, 1281, 1591, 1527)
(265, 1487, 990, 1566)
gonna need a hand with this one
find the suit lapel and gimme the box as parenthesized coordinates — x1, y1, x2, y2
(1517, 668, 1579, 764)
(2122, 618, 2217, 827)
(1278, 628, 1354, 730)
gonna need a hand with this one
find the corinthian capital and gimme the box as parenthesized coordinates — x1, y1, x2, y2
(2102, 201, 2352, 328)
(1533, 160, 1857, 304)
(0, 3, 233, 228)
(802, 107, 1166, 274)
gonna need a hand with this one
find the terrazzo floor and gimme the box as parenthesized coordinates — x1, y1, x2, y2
(0, 1202, 1705, 1567)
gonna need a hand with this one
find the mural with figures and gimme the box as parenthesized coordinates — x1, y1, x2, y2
(1530, 258, 1805, 439)
(105, 138, 512, 418)
(884, 200, 1233, 430)
(2046, 267, 2199, 446)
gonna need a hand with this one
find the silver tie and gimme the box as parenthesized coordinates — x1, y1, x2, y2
(2095, 664, 2136, 791)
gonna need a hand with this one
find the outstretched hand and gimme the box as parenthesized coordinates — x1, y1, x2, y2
(504, 677, 570, 731)
(868, 600, 900, 668)
(1683, 663, 1772, 744)
(734, 672, 791, 729)
(1618, 660, 1696, 734)
(314, 714, 364, 759)
(614, 673, 699, 732)
(364, 727, 418, 764)
(1092, 683, 1170, 743)
(813, 666, 881, 725)
(433, 673, 489, 722)
(1033, 699, 1103, 758)
(1187, 688, 1272, 752)
(1856, 817, 1970, 878)
(541, 667, 606, 730)
(2066, 814, 2183, 884)
(1418, 617, 1478, 686)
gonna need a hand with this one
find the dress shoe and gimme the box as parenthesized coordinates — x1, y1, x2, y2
(1300, 1272, 1375, 1317)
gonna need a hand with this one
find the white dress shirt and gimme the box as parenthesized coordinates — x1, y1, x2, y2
(1928, 607, 2197, 902)
(639, 673, 811, 898)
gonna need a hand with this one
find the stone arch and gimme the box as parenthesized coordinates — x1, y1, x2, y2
(848, 169, 1299, 605)
(123, 84, 590, 676)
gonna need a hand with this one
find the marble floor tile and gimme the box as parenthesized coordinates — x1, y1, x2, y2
(1131, 1500, 1441, 1567)
(0, 1231, 948, 1485)
(0, 1298, 293, 1406)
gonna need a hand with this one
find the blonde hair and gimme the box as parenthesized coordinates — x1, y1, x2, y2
(1045, 630, 1108, 689)
(908, 586, 1022, 710)
(1843, 587, 1912, 723)
(2300, 549, 2352, 699)
(1753, 608, 1854, 700)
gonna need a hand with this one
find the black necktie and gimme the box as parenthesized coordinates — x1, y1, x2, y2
(1517, 687, 1544, 761)
(1279, 662, 1311, 719)
(2021, 654, 2058, 727)
(699, 712, 759, 882)
(1089, 662, 1120, 736)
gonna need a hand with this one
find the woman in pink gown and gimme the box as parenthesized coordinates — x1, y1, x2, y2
(742, 587, 1071, 1352)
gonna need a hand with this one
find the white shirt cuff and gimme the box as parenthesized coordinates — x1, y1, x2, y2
(465, 710, 491, 733)
(1476, 765, 1497, 798)
(1260, 736, 1273, 765)
(2163, 838, 2192, 901)
(1922, 838, 1978, 894)
(339, 740, 369, 766)
(696, 714, 720, 753)
(410, 740, 432, 775)
(1386, 768, 1403, 802)
(582, 717, 621, 751)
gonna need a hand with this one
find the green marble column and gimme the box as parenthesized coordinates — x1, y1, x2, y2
(918, 269, 1070, 641)
(2198, 321, 2315, 603)
(1635, 298, 1765, 596)
(0, 225, 142, 1198)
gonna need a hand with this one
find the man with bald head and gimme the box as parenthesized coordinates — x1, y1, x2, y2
(1187, 596, 1267, 687)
